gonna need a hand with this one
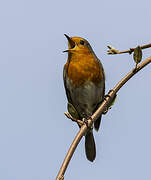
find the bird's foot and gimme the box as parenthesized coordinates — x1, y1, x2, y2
(103, 90, 117, 114)
(82, 117, 93, 130)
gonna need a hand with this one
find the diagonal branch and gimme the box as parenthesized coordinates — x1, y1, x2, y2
(56, 56, 151, 180)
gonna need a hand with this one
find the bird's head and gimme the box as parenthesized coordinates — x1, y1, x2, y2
(63, 34, 93, 54)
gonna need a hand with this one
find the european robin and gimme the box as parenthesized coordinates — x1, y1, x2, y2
(63, 34, 105, 162)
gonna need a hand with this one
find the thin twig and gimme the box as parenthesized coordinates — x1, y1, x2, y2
(64, 112, 84, 127)
(107, 43, 151, 55)
(56, 56, 151, 180)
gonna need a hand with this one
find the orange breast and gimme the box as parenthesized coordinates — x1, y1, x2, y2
(65, 52, 103, 87)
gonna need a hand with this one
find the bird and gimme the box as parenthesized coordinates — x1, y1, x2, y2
(63, 34, 105, 162)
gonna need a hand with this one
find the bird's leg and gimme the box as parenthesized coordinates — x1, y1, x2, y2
(82, 116, 93, 130)
(103, 90, 117, 114)
(82, 118, 89, 128)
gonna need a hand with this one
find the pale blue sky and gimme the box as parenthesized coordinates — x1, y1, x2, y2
(0, 0, 151, 180)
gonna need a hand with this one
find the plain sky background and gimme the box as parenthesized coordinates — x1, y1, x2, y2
(0, 0, 151, 180)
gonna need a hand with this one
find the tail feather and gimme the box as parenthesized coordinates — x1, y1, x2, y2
(94, 115, 102, 131)
(85, 131, 96, 162)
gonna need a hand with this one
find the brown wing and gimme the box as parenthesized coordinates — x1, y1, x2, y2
(94, 59, 105, 131)
(63, 64, 72, 103)
(63, 64, 80, 120)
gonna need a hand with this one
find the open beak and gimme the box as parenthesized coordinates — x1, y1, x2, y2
(63, 34, 75, 52)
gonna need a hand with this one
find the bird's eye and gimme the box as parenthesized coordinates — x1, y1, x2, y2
(80, 40, 85, 45)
